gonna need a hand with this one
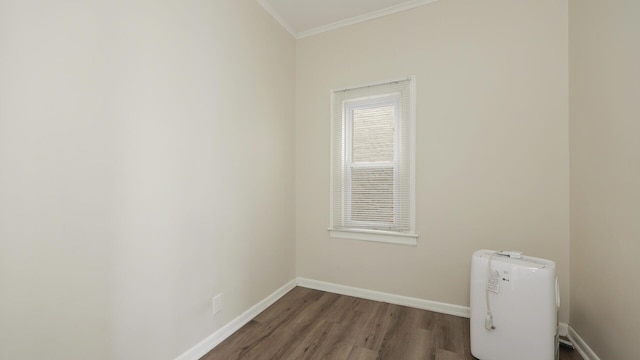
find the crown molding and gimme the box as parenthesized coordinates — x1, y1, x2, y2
(297, 0, 440, 39)
(257, 0, 440, 39)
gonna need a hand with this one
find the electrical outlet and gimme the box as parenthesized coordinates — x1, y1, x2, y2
(213, 294, 222, 315)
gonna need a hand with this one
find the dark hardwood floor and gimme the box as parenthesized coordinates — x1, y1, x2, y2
(201, 287, 582, 360)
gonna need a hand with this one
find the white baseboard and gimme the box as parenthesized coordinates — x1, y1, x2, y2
(568, 326, 601, 360)
(558, 322, 569, 337)
(296, 277, 470, 318)
(175, 279, 297, 360)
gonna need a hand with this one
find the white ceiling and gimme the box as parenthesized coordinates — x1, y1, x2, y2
(257, 0, 439, 38)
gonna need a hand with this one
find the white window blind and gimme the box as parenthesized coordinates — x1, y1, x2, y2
(330, 77, 417, 245)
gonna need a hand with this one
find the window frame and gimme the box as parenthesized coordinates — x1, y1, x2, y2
(329, 76, 418, 246)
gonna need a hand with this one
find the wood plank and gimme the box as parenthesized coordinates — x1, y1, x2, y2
(286, 320, 353, 360)
(346, 300, 389, 351)
(435, 348, 465, 360)
(379, 327, 433, 360)
(346, 347, 378, 360)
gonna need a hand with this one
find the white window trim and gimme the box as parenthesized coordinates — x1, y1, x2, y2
(329, 76, 418, 246)
(329, 228, 418, 246)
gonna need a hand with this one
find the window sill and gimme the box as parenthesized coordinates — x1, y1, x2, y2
(328, 228, 418, 246)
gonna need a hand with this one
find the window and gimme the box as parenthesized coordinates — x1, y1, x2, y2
(330, 77, 417, 245)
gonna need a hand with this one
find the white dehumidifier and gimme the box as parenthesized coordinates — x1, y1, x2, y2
(470, 249, 559, 360)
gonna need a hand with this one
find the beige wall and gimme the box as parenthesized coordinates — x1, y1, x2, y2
(296, 0, 571, 322)
(0, 1, 295, 359)
(569, 1, 640, 359)
(16, 0, 640, 358)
